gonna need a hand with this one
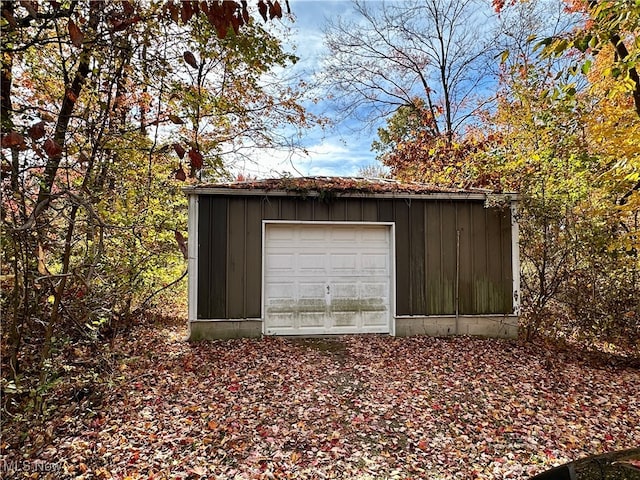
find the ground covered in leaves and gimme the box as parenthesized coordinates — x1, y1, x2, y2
(3, 315, 639, 479)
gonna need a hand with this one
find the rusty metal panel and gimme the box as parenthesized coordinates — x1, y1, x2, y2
(197, 196, 227, 319)
(394, 199, 411, 315)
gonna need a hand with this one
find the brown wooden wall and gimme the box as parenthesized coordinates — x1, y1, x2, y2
(196, 195, 514, 319)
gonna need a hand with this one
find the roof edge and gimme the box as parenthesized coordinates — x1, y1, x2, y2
(183, 186, 519, 201)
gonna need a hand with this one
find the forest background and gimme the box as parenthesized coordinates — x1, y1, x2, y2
(1, 0, 638, 432)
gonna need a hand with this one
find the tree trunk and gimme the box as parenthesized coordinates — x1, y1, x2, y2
(35, 1, 102, 218)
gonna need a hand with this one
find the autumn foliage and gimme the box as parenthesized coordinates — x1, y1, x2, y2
(375, 1, 639, 345)
(1, 0, 308, 426)
(1, 1, 639, 476)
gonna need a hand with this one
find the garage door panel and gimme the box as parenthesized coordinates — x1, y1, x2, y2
(267, 253, 295, 272)
(299, 254, 327, 272)
(331, 228, 358, 242)
(266, 311, 295, 329)
(362, 311, 389, 327)
(332, 311, 359, 327)
(299, 282, 326, 299)
(331, 281, 358, 298)
(269, 227, 295, 241)
(297, 300, 325, 311)
(330, 253, 357, 271)
(264, 224, 391, 335)
(362, 254, 388, 272)
(361, 282, 388, 298)
(300, 312, 325, 328)
(265, 282, 296, 299)
(299, 227, 327, 241)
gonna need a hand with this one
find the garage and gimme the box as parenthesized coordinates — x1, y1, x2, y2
(185, 176, 520, 340)
(263, 222, 393, 335)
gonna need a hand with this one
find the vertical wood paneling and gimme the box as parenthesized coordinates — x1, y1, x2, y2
(394, 199, 411, 315)
(377, 199, 394, 222)
(330, 199, 348, 220)
(500, 209, 514, 312)
(425, 202, 442, 314)
(486, 207, 507, 312)
(362, 200, 378, 221)
(227, 198, 246, 318)
(457, 203, 473, 314)
(471, 203, 489, 313)
(346, 199, 363, 220)
(280, 199, 296, 220)
(440, 202, 457, 314)
(262, 197, 279, 219)
(245, 197, 262, 317)
(410, 202, 426, 314)
(296, 199, 313, 220)
(197, 196, 227, 318)
(196, 194, 515, 319)
(313, 199, 330, 220)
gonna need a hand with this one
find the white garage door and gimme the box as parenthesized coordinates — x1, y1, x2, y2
(264, 223, 392, 335)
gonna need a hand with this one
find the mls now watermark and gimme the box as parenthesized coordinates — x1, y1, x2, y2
(1, 460, 62, 474)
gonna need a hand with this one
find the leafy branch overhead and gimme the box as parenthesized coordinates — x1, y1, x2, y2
(164, 0, 289, 38)
(496, 0, 640, 117)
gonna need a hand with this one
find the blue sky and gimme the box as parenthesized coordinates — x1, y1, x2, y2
(229, 0, 575, 180)
(233, 1, 383, 179)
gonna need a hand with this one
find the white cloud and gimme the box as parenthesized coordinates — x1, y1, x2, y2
(234, 0, 384, 180)
(231, 135, 377, 179)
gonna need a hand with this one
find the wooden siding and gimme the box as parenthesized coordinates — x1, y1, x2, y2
(197, 197, 227, 319)
(196, 195, 513, 319)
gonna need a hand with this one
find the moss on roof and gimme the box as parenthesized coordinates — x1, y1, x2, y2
(190, 176, 502, 195)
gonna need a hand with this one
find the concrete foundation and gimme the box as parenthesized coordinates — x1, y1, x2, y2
(395, 315, 519, 339)
(189, 320, 262, 340)
(188, 315, 518, 340)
